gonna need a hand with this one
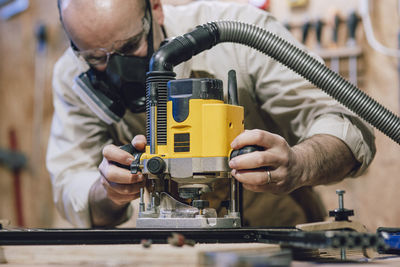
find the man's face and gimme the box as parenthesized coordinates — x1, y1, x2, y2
(61, 0, 156, 71)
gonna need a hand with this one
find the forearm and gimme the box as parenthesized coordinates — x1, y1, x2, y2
(293, 134, 360, 187)
(88, 178, 130, 227)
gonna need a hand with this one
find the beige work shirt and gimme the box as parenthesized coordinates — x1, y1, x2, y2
(47, 1, 375, 227)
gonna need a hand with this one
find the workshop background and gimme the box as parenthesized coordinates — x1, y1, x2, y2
(0, 0, 399, 230)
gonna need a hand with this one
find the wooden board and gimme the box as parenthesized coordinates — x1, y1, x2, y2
(0, 0, 399, 231)
(0, 243, 281, 266)
(1, 243, 400, 266)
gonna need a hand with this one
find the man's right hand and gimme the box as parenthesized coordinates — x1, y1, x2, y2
(98, 134, 147, 205)
(89, 135, 147, 227)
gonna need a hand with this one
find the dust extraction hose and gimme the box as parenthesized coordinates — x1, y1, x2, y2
(149, 21, 400, 144)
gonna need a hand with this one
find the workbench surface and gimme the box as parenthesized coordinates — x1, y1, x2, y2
(1, 243, 399, 266)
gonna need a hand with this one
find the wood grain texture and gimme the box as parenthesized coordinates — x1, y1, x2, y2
(0, 243, 280, 266)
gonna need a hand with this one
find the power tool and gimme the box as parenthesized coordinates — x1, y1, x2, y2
(122, 20, 400, 229)
(122, 69, 251, 228)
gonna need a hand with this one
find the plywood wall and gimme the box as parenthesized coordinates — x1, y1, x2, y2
(0, 0, 398, 230)
(0, 0, 67, 227)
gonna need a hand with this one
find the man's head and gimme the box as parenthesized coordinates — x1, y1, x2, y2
(58, 0, 165, 70)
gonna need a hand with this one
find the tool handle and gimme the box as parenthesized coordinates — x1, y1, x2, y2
(301, 21, 311, 44)
(347, 11, 359, 40)
(333, 14, 340, 44)
(315, 19, 324, 45)
(230, 145, 264, 159)
(113, 144, 143, 174)
(35, 23, 47, 52)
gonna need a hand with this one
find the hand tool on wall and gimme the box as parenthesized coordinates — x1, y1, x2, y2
(301, 20, 311, 46)
(0, 147, 26, 171)
(330, 13, 341, 73)
(32, 23, 48, 178)
(8, 129, 26, 227)
(0, 130, 27, 227)
(347, 11, 359, 86)
(0, 0, 28, 20)
(314, 18, 324, 50)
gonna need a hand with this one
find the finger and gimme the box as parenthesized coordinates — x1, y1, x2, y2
(103, 144, 136, 166)
(101, 176, 145, 195)
(101, 164, 144, 184)
(132, 135, 147, 151)
(229, 150, 279, 170)
(231, 129, 283, 150)
(231, 169, 271, 186)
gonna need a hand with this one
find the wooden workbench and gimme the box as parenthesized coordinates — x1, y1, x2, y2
(1, 243, 400, 266)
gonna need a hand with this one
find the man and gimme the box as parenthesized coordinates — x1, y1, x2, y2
(48, 0, 375, 227)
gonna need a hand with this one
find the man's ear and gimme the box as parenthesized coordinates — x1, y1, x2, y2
(151, 0, 164, 25)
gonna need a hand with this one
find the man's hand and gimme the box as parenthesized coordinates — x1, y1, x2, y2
(89, 135, 147, 227)
(99, 135, 147, 205)
(229, 129, 358, 194)
(229, 129, 303, 194)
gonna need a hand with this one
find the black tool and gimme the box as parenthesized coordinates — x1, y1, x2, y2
(347, 11, 359, 86)
(301, 21, 311, 45)
(114, 144, 143, 174)
(315, 18, 324, 49)
(331, 13, 341, 73)
(32, 23, 48, 178)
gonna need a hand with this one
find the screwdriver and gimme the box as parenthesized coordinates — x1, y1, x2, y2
(315, 18, 324, 50)
(331, 13, 340, 73)
(347, 11, 359, 86)
(301, 20, 311, 45)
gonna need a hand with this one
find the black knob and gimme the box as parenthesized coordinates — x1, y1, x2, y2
(329, 189, 354, 221)
(192, 200, 209, 210)
(147, 157, 166, 175)
(329, 208, 354, 221)
(230, 145, 264, 159)
(113, 144, 143, 174)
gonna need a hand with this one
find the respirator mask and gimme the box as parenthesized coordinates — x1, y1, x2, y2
(74, 0, 155, 124)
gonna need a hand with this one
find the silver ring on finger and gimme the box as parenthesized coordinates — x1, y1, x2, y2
(267, 170, 272, 184)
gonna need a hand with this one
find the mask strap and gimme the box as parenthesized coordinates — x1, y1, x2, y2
(145, 0, 154, 59)
(70, 41, 79, 51)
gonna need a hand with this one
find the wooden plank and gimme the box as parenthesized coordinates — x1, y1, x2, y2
(0, 243, 280, 266)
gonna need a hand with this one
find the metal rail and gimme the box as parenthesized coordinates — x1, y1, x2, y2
(0, 228, 386, 251)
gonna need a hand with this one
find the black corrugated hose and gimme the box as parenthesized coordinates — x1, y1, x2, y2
(148, 20, 400, 144)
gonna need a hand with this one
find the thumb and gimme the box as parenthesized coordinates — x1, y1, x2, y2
(132, 135, 147, 151)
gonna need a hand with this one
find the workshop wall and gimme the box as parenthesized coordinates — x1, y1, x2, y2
(0, 0, 68, 227)
(0, 0, 398, 230)
(269, 0, 400, 231)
